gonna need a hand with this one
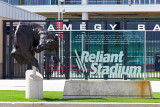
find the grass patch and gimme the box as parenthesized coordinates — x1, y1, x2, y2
(146, 71, 160, 73)
(0, 90, 160, 103)
(131, 78, 160, 81)
(146, 78, 160, 81)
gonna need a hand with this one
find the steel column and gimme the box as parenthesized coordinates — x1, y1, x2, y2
(124, 20, 127, 30)
(9, 22, 13, 79)
(46, 52, 50, 79)
(46, 21, 51, 79)
(2, 21, 6, 79)
(64, 31, 70, 79)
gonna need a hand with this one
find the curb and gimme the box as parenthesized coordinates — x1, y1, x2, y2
(0, 102, 160, 107)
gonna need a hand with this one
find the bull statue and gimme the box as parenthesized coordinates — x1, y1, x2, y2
(11, 22, 59, 71)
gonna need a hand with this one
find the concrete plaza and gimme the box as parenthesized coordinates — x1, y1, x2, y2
(0, 79, 159, 92)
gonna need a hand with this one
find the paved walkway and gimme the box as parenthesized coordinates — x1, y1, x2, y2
(0, 102, 160, 107)
(0, 79, 159, 92)
(0, 79, 66, 91)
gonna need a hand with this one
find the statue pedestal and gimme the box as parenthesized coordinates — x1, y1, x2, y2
(63, 80, 153, 99)
(25, 70, 43, 99)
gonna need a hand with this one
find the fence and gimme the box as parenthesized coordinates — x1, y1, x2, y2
(2, 20, 70, 79)
(2, 19, 160, 79)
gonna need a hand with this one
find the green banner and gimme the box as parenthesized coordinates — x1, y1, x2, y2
(70, 31, 145, 80)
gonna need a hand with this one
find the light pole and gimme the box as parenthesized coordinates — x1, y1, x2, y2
(58, 0, 65, 20)
(58, 0, 65, 75)
(61, 7, 65, 20)
(58, 0, 60, 20)
(128, 0, 131, 6)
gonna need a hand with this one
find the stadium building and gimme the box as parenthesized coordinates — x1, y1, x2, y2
(0, 1, 46, 79)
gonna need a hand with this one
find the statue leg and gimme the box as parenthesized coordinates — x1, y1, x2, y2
(55, 42, 59, 63)
(11, 48, 28, 64)
(21, 51, 40, 71)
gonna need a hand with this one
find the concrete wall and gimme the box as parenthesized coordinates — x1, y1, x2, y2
(0, 17, 4, 79)
(63, 81, 153, 99)
(18, 5, 160, 18)
(0, 19, 45, 79)
(0, 1, 46, 20)
(0, 1, 45, 79)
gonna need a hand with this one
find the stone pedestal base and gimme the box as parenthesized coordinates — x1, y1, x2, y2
(63, 80, 153, 99)
(25, 70, 43, 99)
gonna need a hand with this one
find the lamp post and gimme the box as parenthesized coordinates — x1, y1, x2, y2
(128, 0, 131, 6)
(58, 0, 65, 20)
(58, 0, 65, 75)
(61, 7, 65, 20)
(58, 0, 60, 20)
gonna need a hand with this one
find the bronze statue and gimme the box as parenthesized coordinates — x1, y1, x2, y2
(11, 22, 59, 70)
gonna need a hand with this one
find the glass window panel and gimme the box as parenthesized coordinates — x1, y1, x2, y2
(135, 0, 139, 4)
(1, 0, 9, 3)
(145, 0, 149, 4)
(124, 0, 128, 4)
(51, 0, 58, 5)
(65, 0, 81, 5)
(140, 0, 145, 4)
(157, 0, 160, 4)
(70, 31, 145, 80)
(23, 0, 50, 5)
(150, 0, 155, 4)
(9, 0, 19, 5)
(146, 31, 160, 71)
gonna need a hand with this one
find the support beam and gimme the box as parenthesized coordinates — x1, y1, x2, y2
(82, 0, 88, 20)
(9, 22, 13, 79)
(2, 21, 6, 79)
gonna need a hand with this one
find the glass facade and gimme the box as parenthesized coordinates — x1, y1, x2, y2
(1, 0, 50, 5)
(46, 20, 160, 79)
(1, 0, 160, 5)
(48, 20, 160, 80)
(88, 0, 128, 4)
(70, 31, 145, 80)
(22, 0, 50, 5)
(146, 32, 160, 71)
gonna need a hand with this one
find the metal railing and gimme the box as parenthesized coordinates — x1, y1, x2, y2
(1, 0, 160, 5)
(3, 19, 160, 79)
(88, 0, 160, 5)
